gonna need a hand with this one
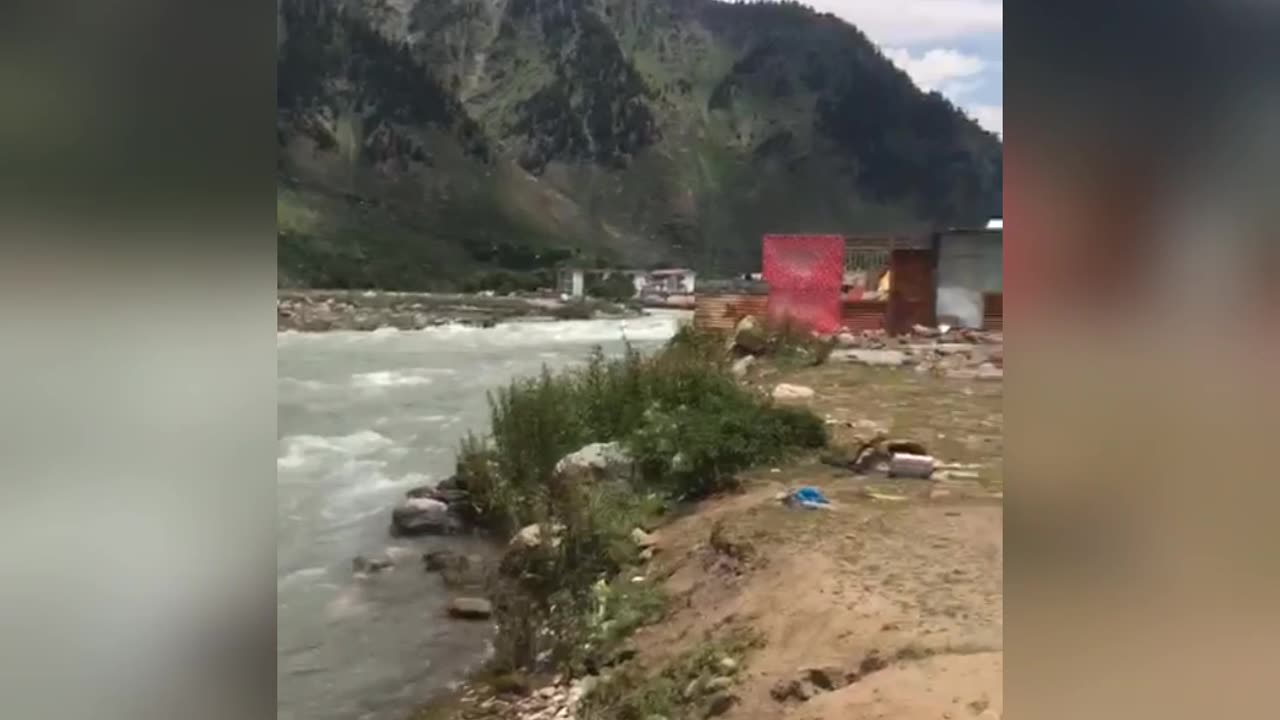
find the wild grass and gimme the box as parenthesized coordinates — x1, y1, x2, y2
(578, 626, 765, 720)
(456, 329, 825, 673)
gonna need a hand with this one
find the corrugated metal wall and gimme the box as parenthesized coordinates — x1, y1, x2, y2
(693, 293, 769, 332)
(842, 301, 888, 331)
(982, 293, 1003, 331)
(887, 249, 936, 334)
(937, 231, 1003, 329)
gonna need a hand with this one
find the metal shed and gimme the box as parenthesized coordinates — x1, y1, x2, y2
(934, 227, 1004, 329)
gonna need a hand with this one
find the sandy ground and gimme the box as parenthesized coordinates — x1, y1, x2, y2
(630, 362, 1003, 719)
(415, 360, 1002, 720)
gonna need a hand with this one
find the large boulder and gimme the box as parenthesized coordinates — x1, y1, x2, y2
(390, 497, 463, 536)
(554, 441, 634, 483)
(731, 315, 769, 354)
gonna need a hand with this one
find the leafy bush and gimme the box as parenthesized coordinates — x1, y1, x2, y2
(585, 272, 637, 302)
(748, 315, 838, 368)
(457, 338, 825, 672)
(579, 626, 765, 720)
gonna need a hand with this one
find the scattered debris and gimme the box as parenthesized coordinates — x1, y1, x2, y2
(831, 349, 908, 367)
(864, 491, 909, 502)
(889, 452, 936, 479)
(783, 486, 832, 509)
(731, 354, 755, 378)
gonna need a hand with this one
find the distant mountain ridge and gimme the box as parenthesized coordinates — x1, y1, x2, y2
(277, 0, 1002, 289)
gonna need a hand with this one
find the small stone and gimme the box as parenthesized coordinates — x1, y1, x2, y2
(352, 555, 393, 574)
(718, 657, 739, 673)
(770, 679, 812, 703)
(704, 676, 734, 693)
(772, 383, 816, 400)
(631, 527, 658, 548)
(705, 693, 738, 717)
(446, 597, 493, 620)
(571, 676, 598, 702)
(539, 686, 557, 699)
(639, 547, 655, 562)
(683, 679, 702, 699)
(806, 665, 852, 691)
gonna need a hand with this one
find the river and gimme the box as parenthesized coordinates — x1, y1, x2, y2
(277, 313, 683, 720)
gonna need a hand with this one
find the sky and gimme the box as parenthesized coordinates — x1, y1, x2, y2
(800, 0, 1003, 136)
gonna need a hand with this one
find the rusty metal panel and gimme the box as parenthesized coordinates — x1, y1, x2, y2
(841, 300, 888, 332)
(887, 248, 936, 334)
(694, 293, 768, 332)
(982, 292, 1003, 331)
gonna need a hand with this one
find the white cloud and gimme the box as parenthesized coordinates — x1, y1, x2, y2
(883, 47, 986, 95)
(967, 104, 1003, 136)
(801, 0, 1002, 45)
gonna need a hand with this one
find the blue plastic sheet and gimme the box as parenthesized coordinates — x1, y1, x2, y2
(788, 486, 830, 507)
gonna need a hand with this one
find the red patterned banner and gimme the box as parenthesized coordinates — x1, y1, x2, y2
(762, 234, 845, 333)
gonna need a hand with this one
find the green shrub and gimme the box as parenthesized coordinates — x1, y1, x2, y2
(585, 272, 637, 302)
(579, 626, 765, 720)
(456, 338, 824, 672)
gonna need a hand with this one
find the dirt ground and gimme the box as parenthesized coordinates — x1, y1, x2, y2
(631, 362, 1003, 719)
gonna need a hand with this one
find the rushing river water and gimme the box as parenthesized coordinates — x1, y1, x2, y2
(277, 313, 683, 720)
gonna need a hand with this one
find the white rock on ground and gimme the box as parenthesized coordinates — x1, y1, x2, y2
(554, 441, 634, 481)
(446, 597, 493, 619)
(510, 523, 564, 549)
(631, 527, 658, 548)
(832, 349, 908, 367)
(772, 383, 815, 400)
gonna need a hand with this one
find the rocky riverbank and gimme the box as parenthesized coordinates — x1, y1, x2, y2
(278, 290, 641, 332)
(403, 323, 1002, 720)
